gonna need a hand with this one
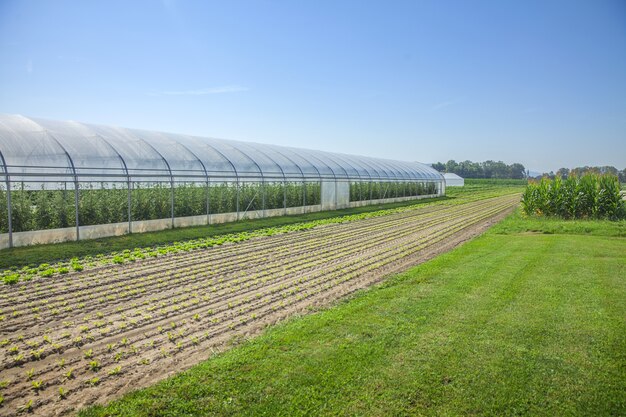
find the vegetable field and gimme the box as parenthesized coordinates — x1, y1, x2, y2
(0, 193, 519, 416)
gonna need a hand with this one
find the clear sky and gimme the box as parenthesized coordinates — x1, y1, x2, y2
(1, 0, 625, 173)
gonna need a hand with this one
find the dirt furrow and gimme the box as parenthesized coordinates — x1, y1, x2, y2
(0, 194, 519, 416)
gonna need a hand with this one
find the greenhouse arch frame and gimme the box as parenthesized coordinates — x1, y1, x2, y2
(0, 114, 445, 249)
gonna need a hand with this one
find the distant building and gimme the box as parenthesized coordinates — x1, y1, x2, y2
(443, 173, 464, 187)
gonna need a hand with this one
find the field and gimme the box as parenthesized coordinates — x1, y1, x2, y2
(80, 208, 625, 417)
(0, 189, 520, 415)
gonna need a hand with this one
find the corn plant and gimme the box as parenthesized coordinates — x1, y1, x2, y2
(522, 173, 625, 220)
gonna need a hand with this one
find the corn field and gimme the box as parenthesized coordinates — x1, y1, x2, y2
(521, 173, 625, 220)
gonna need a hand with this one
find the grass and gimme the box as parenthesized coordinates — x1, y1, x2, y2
(79, 209, 625, 416)
(492, 209, 626, 237)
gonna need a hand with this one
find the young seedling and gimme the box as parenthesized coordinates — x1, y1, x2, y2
(31, 380, 44, 392)
(107, 366, 122, 376)
(83, 349, 93, 359)
(19, 399, 34, 412)
(58, 386, 67, 399)
(31, 348, 45, 360)
(25, 368, 35, 380)
(88, 360, 100, 372)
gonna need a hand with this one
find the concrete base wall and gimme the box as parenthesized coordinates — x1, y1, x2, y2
(7, 227, 78, 249)
(81, 223, 129, 240)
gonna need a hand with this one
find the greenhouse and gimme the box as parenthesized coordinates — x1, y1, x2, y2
(0, 114, 444, 248)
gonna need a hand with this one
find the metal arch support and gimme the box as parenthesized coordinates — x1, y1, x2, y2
(302, 151, 350, 207)
(345, 155, 377, 202)
(0, 149, 12, 247)
(385, 160, 413, 198)
(348, 157, 378, 202)
(380, 160, 399, 198)
(169, 138, 210, 224)
(326, 153, 364, 203)
(297, 150, 339, 208)
(186, 139, 240, 221)
(219, 144, 265, 220)
(88, 131, 133, 233)
(41, 130, 81, 241)
(236, 145, 283, 217)
(348, 156, 380, 202)
(270, 146, 325, 210)
(360, 157, 392, 200)
(124, 132, 176, 227)
(269, 147, 308, 209)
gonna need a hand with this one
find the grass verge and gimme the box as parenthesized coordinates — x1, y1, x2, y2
(79, 212, 624, 416)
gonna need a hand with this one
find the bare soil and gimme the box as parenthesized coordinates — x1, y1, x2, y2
(0, 195, 519, 416)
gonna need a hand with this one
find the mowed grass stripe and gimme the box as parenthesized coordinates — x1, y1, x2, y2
(80, 218, 625, 416)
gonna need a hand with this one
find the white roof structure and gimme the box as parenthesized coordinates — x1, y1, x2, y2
(0, 114, 444, 184)
(443, 173, 464, 186)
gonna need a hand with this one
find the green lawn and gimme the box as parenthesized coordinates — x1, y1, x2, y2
(80, 210, 625, 417)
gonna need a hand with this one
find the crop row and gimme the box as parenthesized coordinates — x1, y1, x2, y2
(0, 194, 519, 415)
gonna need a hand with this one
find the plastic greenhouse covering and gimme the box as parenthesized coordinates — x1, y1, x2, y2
(0, 114, 443, 245)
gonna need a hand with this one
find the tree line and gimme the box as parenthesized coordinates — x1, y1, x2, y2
(542, 166, 626, 183)
(431, 160, 526, 179)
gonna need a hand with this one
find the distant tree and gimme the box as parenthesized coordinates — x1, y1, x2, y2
(556, 167, 570, 179)
(431, 162, 445, 172)
(620, 169, 626, 183)
(509, 163, 526, 179)
(445, 160, 458, 173)
(599, 166, 618, 176)
(431, 159, 526, 179)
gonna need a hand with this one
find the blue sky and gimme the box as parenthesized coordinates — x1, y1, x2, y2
(1, 0, 625, 173)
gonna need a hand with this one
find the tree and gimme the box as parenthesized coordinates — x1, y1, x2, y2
(445, 160, 458, 173)
(431, 159, 527, 179)
(556, 168, 570, 179)
(431, 162, 445, 172)
(510, 163, 526, 179)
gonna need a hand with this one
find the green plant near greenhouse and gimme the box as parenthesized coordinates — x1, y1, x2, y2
(521, 173, 625, 220)
(0, 182, 324, 233)
(350, 181, 437, 202)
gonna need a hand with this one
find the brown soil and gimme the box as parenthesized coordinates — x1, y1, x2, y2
(0, 195, 519, 416)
